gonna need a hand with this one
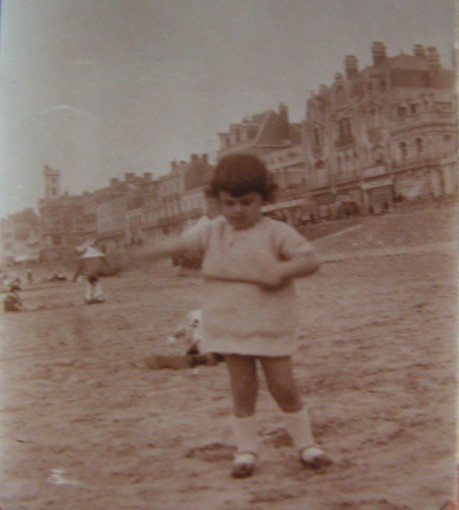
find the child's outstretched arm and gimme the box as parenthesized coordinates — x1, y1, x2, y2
(123, 237, 186, 270)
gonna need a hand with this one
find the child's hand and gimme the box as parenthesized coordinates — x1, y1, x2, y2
(257, 268, 290, 290)
(256, 253, 320, 289)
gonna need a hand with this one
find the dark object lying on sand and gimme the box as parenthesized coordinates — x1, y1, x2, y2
(145, 353, 224, 370)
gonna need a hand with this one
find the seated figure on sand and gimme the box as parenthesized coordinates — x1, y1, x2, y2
(146, 309, 224, 370)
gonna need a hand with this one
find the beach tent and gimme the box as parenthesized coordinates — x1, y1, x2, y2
(72, 246, 112, 281)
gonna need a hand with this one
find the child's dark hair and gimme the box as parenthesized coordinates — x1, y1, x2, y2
(207, 154, 277, 201)
(87, 274, 99, 284)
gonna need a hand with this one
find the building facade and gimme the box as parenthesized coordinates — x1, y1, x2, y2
(304, 42, 457, 216)
(38, 166, 98, 261)
(0, 208, 40, 264)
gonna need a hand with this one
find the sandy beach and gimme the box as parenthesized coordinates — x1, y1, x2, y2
(0, 204, 457, 510)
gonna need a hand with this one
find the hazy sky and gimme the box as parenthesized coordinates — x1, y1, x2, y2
(0, 0, 455, 218)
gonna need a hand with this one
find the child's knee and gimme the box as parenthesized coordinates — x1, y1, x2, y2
(269, 385, 302, 410)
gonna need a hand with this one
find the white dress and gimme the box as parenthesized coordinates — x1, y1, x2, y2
(181, 216, 313, 356)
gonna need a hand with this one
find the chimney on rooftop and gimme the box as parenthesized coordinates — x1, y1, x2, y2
(278, 103, 290, 138)
(426, 46, 440, 70)
(413, 44, 426, 59)
(278, 102, 289, 121)
(372, 41, 387, 66)
(344, 55, 359, 80)
(125, 172, 135, 182)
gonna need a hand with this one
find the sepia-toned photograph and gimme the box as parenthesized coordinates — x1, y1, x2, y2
(0, 1, 457, 509)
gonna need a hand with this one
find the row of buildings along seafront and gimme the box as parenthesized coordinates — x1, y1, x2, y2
(0, 41, 457, 264)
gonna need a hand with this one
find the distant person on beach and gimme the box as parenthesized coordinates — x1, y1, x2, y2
(132, 154, 332, 478)
(84, 275, 105, 304)
(3, 283, 24, 312)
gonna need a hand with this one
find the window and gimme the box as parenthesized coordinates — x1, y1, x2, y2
(337, 118, 353, 145)
(410, 103, 419, 115)
(313, 127, 322, 147)
(52, 234, 62, 246)
(400, 142, 408, 159)
(373, 147, 384, 164)
(368, 108, 376, 127)
(397, 106, 407, 118)
(315, 160, 324, 170)
(415, 138, 424, 155)
(435, 101, 453, 112)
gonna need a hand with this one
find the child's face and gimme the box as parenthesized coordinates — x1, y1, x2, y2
(218, 191, 263, 229)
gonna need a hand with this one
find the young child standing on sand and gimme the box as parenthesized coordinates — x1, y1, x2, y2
(138, 154, 331, 478)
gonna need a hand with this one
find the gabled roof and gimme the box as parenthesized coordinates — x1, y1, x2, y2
(254, 110, 301, 146)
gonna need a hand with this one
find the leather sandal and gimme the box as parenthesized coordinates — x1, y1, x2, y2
(231, 452, 257, 478)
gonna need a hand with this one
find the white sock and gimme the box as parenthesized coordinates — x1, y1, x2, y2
(231, 415, 259, 456)
(283, 408, 315, 451)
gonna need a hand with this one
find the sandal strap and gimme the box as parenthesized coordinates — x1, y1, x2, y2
(300, 444, 319, 454)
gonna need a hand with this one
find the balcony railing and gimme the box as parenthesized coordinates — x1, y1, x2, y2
(391, 154, 447, 171)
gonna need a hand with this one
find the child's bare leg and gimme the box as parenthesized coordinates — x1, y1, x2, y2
(225, 355, 259, 478)
(260, 356, 332, 468)
(225, 355, 258, 417)
(259, 356, 303, 412)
